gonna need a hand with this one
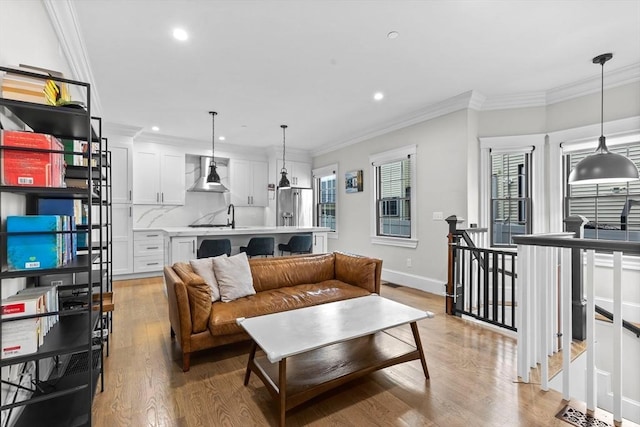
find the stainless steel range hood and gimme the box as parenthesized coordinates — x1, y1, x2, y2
(188, 156, 229, 193)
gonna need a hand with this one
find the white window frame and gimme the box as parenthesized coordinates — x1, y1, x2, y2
(548, 116, 640, 234)
(312, 163, 338, 239)
(479, 134, 545, 248)
(370, 145, 418, 248)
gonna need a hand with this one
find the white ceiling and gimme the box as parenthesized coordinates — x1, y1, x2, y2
(69, 0, 640, 153)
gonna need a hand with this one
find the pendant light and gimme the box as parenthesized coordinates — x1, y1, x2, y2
(188, 111, 228, 192)
(278, 124, 291, 189)
(568, 53, 639, 185)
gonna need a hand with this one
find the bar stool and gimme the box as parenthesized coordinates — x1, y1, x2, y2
(198, 239, 232, 258)
(278, 235, 313, 256)
(239, 237, 274, 258)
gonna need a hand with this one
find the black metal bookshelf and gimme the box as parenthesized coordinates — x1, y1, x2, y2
(0, 66, 107, 427)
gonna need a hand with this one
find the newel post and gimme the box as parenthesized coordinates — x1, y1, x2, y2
(565, 215, 589, 340)
(445, 215, 461, 315)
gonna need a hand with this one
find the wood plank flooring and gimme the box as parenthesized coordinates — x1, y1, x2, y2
(91, 277, 633, 426)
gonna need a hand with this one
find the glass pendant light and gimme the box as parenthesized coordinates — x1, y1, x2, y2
(278, 124, 291, 189)
(568, 53, 639, 185)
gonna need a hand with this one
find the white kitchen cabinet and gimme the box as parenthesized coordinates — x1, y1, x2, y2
(277, 159, 311, 187)
(169, 236, 197, 264)
(230, 159, 268, 207)
(110, 144, 132, 204)
(312, 232, 327, 254)
(133, 231, 164, 273)
(133, 149, 185, 205)
(112, 204, 133, 275)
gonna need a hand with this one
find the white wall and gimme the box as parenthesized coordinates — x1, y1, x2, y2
(314, 109, 470, 293)
(0, 1, 75, 297)
(0, 1, 71, 74)
(547, 81, 640, 132)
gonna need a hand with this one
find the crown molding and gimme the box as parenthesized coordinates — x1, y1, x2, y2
(479, 62, 640, 111)
(481, 91, 547, 111)
(546, 62, 640, 105)
(102, 122, 143, 138)
(43, 0, 103, 116)
(312, 90, 479, 156)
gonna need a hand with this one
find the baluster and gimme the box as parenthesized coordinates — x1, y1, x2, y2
(585, 249, 596, 413)
(613, 251, 622, 423)
(537, 245, 548, 391)
(561, 247, 572, 401)
(516, 244, 529, 382)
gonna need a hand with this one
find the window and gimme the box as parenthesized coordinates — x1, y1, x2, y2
(313, 164, 337, 233)
(480, 134, 543, 249)
(490, 151, 532, 246)
(564, 142, 640, 241)
(370, 145, 417, 248)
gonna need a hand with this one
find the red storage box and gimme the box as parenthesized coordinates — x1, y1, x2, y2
(0, 130, 64, 187)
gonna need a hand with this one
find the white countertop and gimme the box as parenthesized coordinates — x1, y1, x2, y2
(159, 225, 330, 237)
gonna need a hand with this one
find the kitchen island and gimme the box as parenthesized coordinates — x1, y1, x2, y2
(160, 226, 330, 266)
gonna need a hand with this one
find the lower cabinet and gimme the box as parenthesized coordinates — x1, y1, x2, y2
(112, 204, 133, 275)
(133, 231, 164, 273)
(169, 236, 197, 265)
(312, 232, 327, 254)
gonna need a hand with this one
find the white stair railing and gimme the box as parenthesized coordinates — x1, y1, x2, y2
(513, 233, 639, 424)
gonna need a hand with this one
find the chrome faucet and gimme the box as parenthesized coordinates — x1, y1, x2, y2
(227, 203, 235, 229)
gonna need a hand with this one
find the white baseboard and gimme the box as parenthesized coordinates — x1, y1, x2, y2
(381, 268, 445, 295)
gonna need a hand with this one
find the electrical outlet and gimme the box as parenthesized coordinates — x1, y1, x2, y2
(432, 211, 443, 220)
(406, 258, 412, 267)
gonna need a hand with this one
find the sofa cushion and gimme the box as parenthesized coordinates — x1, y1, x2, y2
(249, 253, 335, 292)
(172, 262, 212, 333)
(212, 252, 256, 302)
(334, 252, 377, 293)
(208, 280, 371, 336)
(190, 255, 225, 301)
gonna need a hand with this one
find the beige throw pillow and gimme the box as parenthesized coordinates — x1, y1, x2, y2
(211, 252, 256, 302)
(190, 255, 225, 301)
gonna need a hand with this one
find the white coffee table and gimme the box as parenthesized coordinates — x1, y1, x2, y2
(237, 294, 433, 426)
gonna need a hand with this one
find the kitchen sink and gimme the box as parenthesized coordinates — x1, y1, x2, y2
(188, 224, 231, 228)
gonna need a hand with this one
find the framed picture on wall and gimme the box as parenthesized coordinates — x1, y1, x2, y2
(345, 170, 363, 193)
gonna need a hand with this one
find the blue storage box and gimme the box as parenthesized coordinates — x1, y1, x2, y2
(6, 215, 62, 271)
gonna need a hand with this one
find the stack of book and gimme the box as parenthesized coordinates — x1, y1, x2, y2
(0, 130, 65, 187)
(6, 215, 77, 271)
(0, 65, 70, 106)
(1, 285, 60, 359)
(0, 70, 47, 104)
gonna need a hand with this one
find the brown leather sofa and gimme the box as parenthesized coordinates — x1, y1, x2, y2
(164, 252, 382, 371)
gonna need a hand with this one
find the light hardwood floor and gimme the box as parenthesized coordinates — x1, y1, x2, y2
(91, 277, 628, 427)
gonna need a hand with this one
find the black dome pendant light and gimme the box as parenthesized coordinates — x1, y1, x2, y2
(189, 111, 228, 192)
(568, 53, 639, 185)
(278, 124, 291, 189)
(207, 111, 222, 184)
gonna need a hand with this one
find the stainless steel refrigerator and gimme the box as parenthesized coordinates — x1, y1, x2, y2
(277, 187, 313, 227)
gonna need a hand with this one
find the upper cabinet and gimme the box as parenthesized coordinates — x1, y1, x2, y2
(110, 144, 131, 204)
(133, 148, 185, 205)
(230, 159, 268, 207)
(277, 159, 311, 188)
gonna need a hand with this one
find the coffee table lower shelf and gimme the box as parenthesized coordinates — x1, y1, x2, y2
(244, 328, 429, 426)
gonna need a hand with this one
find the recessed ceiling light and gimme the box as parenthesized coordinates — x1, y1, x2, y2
(218, 136, 225, 141)
(374, 92, 384, 101)
(151, 126, 160, 131)
(173, 28, 188, 41)
(387, 31, 399, 39)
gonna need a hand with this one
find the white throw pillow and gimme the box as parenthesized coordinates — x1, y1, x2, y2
(190, 255, 226, 301)
(211, 252, 256, 302)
